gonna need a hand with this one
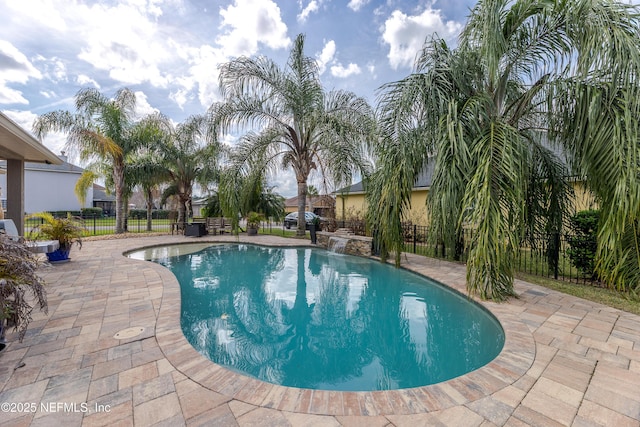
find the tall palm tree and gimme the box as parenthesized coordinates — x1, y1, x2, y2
(210, 33, 375, 236)
(371, 0, 640, 300)
(125, 114, 173, 231)
(159, 115, 221, 227)
(34, 88, 141, 233)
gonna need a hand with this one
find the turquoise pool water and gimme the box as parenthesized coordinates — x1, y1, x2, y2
(132, 243, 504, 391)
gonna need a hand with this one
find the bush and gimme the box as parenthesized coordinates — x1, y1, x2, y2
(566, 210, 599, 278)
(81, 207, 103, 218)
(48, 210, 82, 218)
(129, 209, 147, 219)
(0, 235, 48, 343)
(152, 210, 172, 220)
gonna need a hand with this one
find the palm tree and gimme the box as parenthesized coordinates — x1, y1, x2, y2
(159, 115, 221, 227)
(34, 88, 141, 234)
(210, 33, 375, 236)
(371, 0, 640, 300)
(125, 114, 173, 231)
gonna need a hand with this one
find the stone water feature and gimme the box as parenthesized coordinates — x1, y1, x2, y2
(316, 229, 373, 257)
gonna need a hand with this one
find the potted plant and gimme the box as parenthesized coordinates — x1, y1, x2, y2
(27, 212, 85, 263)
(0, 235, 48, 350)
(246, 212, 264, 236)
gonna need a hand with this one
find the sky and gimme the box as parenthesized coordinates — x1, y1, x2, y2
(0, 0, 489, 197)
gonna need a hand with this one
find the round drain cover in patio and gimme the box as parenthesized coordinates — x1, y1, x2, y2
(113, 327, 145, 340)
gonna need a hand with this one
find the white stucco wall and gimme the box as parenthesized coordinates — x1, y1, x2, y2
(0, 167, 92, 213)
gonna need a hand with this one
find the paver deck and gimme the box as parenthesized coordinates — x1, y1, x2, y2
(1, 234, 639, 426)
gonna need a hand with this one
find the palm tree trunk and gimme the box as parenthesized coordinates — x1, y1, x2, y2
(177, 196, 189, 228)
(113, 164, 126, 234)
(146, 187, 153, 232)
(297, 181, 307, 237)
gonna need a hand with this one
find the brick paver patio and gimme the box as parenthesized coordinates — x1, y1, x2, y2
(0, 234, 639, 426)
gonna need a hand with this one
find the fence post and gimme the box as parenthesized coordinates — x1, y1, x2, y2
(413, 224, 417, 253)
(552, 232, 560, 279)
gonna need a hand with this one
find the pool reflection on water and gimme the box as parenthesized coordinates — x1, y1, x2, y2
(135, 243, 504, 392)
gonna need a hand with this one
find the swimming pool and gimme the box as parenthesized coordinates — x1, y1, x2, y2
(131, 243, 504, 391)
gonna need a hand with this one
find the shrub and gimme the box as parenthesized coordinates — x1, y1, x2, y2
(81, 207, 103, 218)
(0, 235, 48, 343)
(566, 210, 599, 278)
(128, 209, 147, 219)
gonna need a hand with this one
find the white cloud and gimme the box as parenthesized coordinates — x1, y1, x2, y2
(39, 90, 56, 99)
(32, 56, 68, 83)
(331, 63, 361, 78)
(76, 74, 100, 88)
(76, 2, 173, 87)
(316, 40, 336, 75)
(179, 43, 228, 107)
(3, 109, 67, 154)
(298, 1, 319, 23)
(0, 40, 42, 104)
(3, 0, 290, 111)
(217, 0, 291, 57)
(134, 91, 159, 118)
(269, 168, 297, 198)
(3, 0, 68, 32)
(348, 0, 370, 12)
(382, 7, 463, 69)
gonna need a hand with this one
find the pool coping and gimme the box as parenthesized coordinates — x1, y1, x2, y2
(136, 239, 537, 416)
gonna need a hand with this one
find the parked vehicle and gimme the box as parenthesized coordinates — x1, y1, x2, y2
(284, 211, 319, 229)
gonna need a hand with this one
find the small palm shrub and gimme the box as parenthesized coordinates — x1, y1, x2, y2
(27, 212, 85, 250)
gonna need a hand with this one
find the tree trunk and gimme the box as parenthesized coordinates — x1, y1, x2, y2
(146, 187, 153, 232)
(297, 181, 307, 237)
(113, 164, 126, 234)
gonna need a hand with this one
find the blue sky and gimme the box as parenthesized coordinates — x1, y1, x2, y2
(0, 0, 486, 196)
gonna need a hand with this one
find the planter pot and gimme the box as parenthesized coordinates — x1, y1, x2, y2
(309, 224, 317, 244)
(247, 227, 258, 236)
(46, 247, 71, 263)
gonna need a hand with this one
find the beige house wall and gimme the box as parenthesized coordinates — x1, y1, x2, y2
(336, 189, 430, 223)
(336, 193, 367, 220)
(337, 181, 596, 226)
(571, 181, 598, 213)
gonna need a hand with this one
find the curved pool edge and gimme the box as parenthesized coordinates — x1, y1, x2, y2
(132, 237, 536, 416)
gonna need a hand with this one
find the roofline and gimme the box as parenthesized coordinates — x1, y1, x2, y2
(0, 112, 62, 164)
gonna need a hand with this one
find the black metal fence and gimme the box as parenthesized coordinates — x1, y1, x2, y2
(24, 212, 176, 236)
(335, 220, 595, 285)
(26, 211, 594, 284)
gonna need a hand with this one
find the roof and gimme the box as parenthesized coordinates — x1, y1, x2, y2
(0, 112, 62, 164)
(336, 162, 435, 195)
(0, 156, 84, 174)
(93, 183, 115, 202)
(284, 194, 335, 208)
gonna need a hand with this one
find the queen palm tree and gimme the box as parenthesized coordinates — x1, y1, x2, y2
(34, 88, 141, 234)
(371, 0, 640, 300)
(210, 33, 375, 236)
(124, 114, 173, 231)
(159, 115, 221, 227)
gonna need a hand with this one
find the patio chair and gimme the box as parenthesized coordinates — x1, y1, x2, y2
(206, 217, 221, 235)
(0, 219, 59, 253)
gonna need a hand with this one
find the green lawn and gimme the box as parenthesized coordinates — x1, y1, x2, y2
(515, 273, 640, 315)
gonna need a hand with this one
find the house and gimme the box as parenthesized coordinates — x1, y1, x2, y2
(335, 165, 434, 224)
(336, 162, 596, 224)
(0, 152, 92, 214)
(284, 194, 335, 218)
(92, 183, 115, 216)
(0, 112, 62, 234)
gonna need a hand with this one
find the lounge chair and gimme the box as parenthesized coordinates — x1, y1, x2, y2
(0, 219, 60, 253)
